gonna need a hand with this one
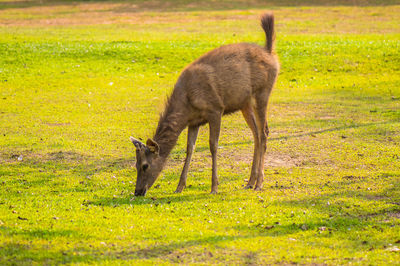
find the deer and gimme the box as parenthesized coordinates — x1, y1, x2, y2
(130, 13, 279, 196)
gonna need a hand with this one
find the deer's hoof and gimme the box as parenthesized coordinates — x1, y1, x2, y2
(174, 188, 183, 193)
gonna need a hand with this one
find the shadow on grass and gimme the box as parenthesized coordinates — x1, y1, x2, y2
(86, 190, 235, 207)
(1, 179, 398, 264)
(2, 200, 398, 264)
(0, 236, 238, 264)
(124, 184, 400, 261)
(0, 226, 82, 240)
(0, 0, 399, 11)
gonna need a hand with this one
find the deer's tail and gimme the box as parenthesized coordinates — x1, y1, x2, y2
(260, 13, 275, 53)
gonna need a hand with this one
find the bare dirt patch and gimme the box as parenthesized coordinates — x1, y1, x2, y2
(45, 122, 71, 127)
(264, 151, 302, 168)
(1, 150, 89, 164)
(202, 148, 304, 168)
(47, 151, 84, 161)
(387, 210, 400, 219)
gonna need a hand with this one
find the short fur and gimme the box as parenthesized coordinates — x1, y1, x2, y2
(131, 13, 279, 196)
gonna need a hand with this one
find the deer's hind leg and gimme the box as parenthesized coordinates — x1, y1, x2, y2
(175, 125, 200, 193)
(241, 103, 260, 189)
(253, 89, 273, 191)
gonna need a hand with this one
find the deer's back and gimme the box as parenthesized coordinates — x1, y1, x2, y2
(174, 43, 279, 125)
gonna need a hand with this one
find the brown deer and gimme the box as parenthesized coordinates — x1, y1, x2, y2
(130, 13, 279, 196)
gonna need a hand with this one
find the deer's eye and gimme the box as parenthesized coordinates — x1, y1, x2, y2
(142, 164, 149, 171)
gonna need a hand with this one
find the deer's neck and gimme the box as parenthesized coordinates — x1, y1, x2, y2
(153, 103, 188, 160)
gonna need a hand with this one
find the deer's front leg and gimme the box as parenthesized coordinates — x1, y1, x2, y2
(208, 113, 222, 194)
(175, 125, 200, 193)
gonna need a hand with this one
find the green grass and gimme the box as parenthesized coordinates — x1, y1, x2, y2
(1, 0, 400, 264)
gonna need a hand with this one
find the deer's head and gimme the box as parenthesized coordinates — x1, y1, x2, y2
(130, 136, 162, 196)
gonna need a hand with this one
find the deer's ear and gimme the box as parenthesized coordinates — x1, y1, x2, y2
(146, 138, 159, 154)
(130, 136, 144, 150)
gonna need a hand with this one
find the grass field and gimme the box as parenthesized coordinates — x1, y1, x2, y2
(1, 0, 400, 264)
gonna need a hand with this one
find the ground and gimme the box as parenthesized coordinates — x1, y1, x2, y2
(0, 0, 400, 264)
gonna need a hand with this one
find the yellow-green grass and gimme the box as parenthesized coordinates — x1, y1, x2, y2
(0, 0, 399, 264)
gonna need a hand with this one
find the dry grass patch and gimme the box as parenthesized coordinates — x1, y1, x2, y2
(0, 1, 399, 34)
